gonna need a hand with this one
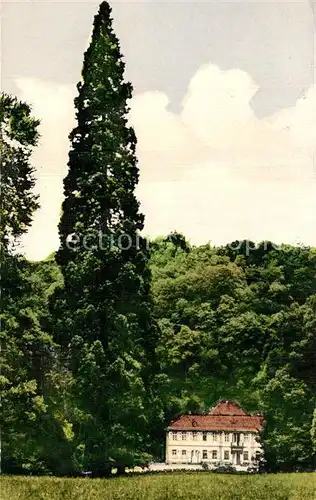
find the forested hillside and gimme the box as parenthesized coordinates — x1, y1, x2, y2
(2, 237, 316, 473)
(150, 235, 316, 471)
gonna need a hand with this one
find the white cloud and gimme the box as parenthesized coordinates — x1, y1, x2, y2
(133, 64, 316, 248)
(14, 78, 76, 260)
(15, 63, 316, 260)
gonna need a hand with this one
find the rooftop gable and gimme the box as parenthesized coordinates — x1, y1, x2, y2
(208, 400, 249, 416)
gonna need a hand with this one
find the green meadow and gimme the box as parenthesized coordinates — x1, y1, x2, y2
(2, 473, 316, 500)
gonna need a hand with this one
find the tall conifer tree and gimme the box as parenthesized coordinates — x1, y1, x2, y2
(53, 1, 157, 474)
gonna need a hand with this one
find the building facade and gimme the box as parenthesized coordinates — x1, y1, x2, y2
(166, 400, 264, 471)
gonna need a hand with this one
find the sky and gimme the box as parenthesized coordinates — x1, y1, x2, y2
(1, 0, 316, 260)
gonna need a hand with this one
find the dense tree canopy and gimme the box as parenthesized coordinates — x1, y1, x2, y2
(0, 95, 64, 473)
(0, 93, 40, 250)
(149, 236, 316, 470)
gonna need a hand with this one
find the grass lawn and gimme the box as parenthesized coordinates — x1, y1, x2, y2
(1, 472, 316, 500)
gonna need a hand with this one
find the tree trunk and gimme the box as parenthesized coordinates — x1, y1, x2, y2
(116, 464, 126, 476)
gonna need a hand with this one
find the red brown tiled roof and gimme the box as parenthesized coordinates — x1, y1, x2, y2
(209, 400, 248, 416)
(168, 400, 264, 432)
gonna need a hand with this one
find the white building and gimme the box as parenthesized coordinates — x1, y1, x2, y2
(165, 400, 264, 471)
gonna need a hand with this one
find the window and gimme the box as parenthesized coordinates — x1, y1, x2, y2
(224, 450, 230, 460)
(193, 431, 198, 440)
(182, 432, 187, 440)
(172, 449, 177, 456)
(203, 432, 207, 441)
(182, 450, 187, 456)
(244, 451, 249, 460)
(202, 450, 208, 459)
(224, 433, 229, 442)
(212, 432, 218, 442)
(244, 433, 248, 442)
(212, 450, 217, 460)
(232, 433, 238, 443)
(172, 432, 177, 440)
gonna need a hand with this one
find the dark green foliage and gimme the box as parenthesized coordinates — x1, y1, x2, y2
(0, 92, 42, 473)
(51, 1, 157, 474)
(259, 365, 315, 472)
(0, 257, 74, 475)
(0, 93, 40, 250)
(0, 91, 74, 475)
